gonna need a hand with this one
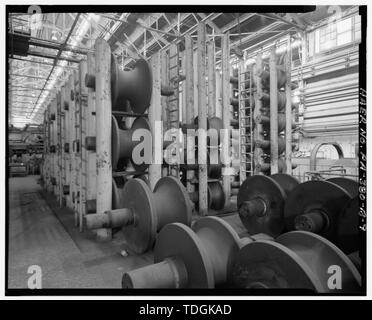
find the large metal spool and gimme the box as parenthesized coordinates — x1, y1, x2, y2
(85, 177, 126, 214)
(337, 196, 360, 254)
(122, 216, 250, 288)
(85, 57, 152, 114)
(326, 177, 358, 198)
(284, 180, 354, 250)
(237, 174, 299, 237)
(84, 176, 193, 254)
(232, 231, 361, 293)
(189, 181, 225, 210)
(112, 115, 150, 171)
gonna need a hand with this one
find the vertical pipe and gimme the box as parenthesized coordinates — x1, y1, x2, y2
(221, 32, 231, 207)
(95, 39, 112, 241)
(207, 39, 216, 118)
(269, 46, 279, 174)
(86, 53, 96, 210)
(79, 60, 88, 231)
(149, 51, 162, 190)
(185, 34, 195, 194)
(197, 23, 208, 216)
(285, 36, 292, 175)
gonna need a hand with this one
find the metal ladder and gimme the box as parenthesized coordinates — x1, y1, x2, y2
(238, 63, 254, 183)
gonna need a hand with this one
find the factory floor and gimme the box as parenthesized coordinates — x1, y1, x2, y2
(7, 176, 152, 289)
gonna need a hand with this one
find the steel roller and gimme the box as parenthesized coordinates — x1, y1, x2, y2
(85, 56, 152, 114)
(84, 176, 193, 254)
(232, 231, 361, 293)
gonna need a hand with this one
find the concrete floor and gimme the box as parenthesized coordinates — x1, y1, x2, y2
(8, 176, 152, 289)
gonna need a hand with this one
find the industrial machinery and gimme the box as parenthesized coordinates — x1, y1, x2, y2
(232, 231, 361, 293)
(122, 216, 268, 288)
(237, 173, 299, 236)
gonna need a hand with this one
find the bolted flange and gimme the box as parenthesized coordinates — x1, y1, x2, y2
(232, 231, 361, 293)
(122, 216, 251, 289)
(284, 180, 352, 244)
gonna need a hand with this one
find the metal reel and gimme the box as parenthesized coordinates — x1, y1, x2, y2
(237, 175, 286, 237)
(152, 176, 193, 230)
(111, 57, 152, 114)
(326, 177, 358, 198)
(284, 181, 352, 243)
(232, 231, 361, 293)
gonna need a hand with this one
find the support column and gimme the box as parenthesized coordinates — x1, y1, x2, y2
(269, 46, 279, 174)
(197, 23, 208, 216)
(79, 60, 88, 231)
(95, 39, 112, 241)
(185, 34, 195, 194)
(207, 39, 216, 118)
(149, 52, 162, 190)
(221, 32, 231, 207)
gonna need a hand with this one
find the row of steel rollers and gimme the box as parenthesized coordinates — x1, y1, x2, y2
(254, 54, 299, 174)
(121, 215, 361, 292)
(237, 174, 360, 258)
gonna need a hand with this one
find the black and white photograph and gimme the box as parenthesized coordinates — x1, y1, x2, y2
(3, 2, 368, 303)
